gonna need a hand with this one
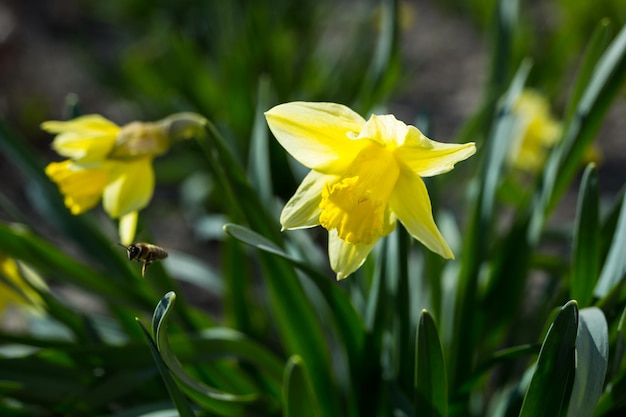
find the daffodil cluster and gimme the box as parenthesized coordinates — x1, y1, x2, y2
(44, 113, 205, 244)
(265, 102, 476, 279)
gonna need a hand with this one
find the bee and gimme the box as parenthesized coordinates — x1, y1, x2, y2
(118, 242, 168, 277)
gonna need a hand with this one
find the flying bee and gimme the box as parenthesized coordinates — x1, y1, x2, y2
(117, 242, 168, 277)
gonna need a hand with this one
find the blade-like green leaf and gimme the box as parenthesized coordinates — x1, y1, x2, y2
(151, 292, 257, 403)
(450, 58, 531, 391)
(104, 404, 180, 417)
(519, 300, 579, 417)
(0, 223, 153, 310)
(487, 0, 519, 98)
(566, 307, 608, 417)
(609, 306, 626, 383)
(247, 76, 273, 209)
(414, 310, 447, 417)
(202, 119, 342, 417)
(538, 23, 626, 219)
(356, 0, 400, 111)
(594, 189, 626, 298)
(389, 226, 412, 392)
(137, 320, 196, 417)
(0, 354, 89, 405)
(282, 356, 321, 417)
(562, 20, 612, 125)
(571, 164, 600, 307)
(223, 223, 365, 362)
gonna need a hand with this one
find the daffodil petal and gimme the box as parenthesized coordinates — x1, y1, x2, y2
(41, 115, 120, 135)
(389, 171, 454, 259)
(265, 102, 367, 173)
(43, 115, 120, 163)
(103, 158, 154, 218)
(45, 160, 110, 215)
(119, 211, 138, 246)
(328, 229, 377, 280)
(396, 126, 476, 177)
(355, 114, 409, 146)
(281, 170, 336, 230)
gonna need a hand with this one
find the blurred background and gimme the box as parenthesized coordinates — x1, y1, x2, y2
(1, 0, 625, 311)
(1, 1, 626, 415)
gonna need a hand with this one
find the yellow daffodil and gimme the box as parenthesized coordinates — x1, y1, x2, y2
(509, 90, 562, 173)
(0, 254, 45, 317)
(265, 102, 476, 279)
(43, 113, 205, 245)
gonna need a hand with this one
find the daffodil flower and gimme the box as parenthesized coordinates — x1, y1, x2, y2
(0, 254, 45, 317)
(265, 102, 476, 279)
(509, 90, 562, 173)
(44, 113, 205, 245)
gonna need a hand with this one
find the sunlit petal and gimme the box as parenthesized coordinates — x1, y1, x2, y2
(355, 114, 409, 146)
(265, 102, 368, 173)
(281, 170, 336, 230)
(389, 170, 454, 259)
(396, 126, 476, 177)
(45, 160, 110, 215)
(119, 211, 138, 246)
(103, 158, 154, 218)
(43, 115, 120, 163)
(41, 115, 120, 135)
(328, 229, 377, 280)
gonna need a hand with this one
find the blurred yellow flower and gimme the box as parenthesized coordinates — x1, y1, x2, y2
(509, 90, 562, 173)
(265, 102, 476, 279)
(43, 113, 205, 245)
(0, 254, 45, 317)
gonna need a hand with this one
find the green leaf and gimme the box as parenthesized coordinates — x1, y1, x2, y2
(104, 403, 180, 417)
(388, 227, 412, 391)
(537, 23, 626, 219)
(487, 0, 519, 97)
(0, 353, 90, 405)
(137, 320, 196, 417)
(518, 300, 579, 417)
(151, 291, 257, 403)
(202, 122, 342, 417)
(562, 20, 612, 125)
(0, 223, 153, 310)
(223, 223, 365, 364)
(356, 0, 400, 111)
(247, 76, 274, 209)
(222, 236, 261, 337)
(608, 306, 626, 383)
(566, 307, 608, 417)
(594, 189, 626, 298)
(414, 310, 447, 417)
(282, 356, 321, 417)
(571, 164, 600, 307)
(450, 59, 532, 391)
